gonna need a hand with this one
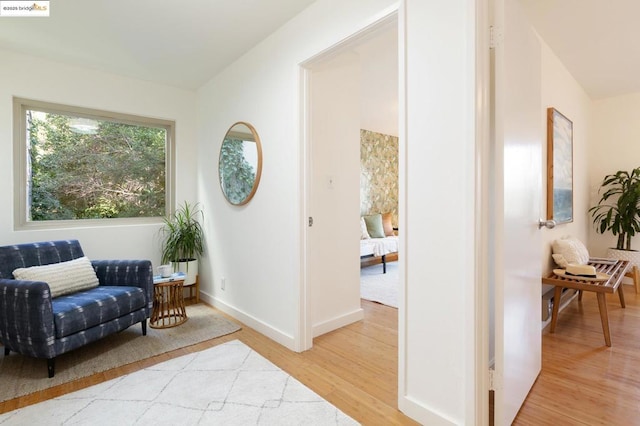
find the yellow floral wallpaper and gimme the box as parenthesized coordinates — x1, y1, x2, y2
(360, 129, 398, 228)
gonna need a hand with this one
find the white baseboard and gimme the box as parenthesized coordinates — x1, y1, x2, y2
(199, 291, 296, 351)
(312, 308, 364, 338)
(398, 395, 457, 426)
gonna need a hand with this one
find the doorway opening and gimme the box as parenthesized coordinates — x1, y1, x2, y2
(301, 13, 400, 349)
(299, 10, 403, 412)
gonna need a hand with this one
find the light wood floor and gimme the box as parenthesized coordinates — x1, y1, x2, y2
(9, 289, 634, 424)
(514, 287, 640, 424)
(0, 299, 417, 425)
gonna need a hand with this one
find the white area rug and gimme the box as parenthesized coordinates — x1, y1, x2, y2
(0, 341, 358, 426)
(360, 262, 398, 308)
(0, 304, 240, 402)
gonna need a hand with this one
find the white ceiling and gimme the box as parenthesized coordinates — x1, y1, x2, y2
(521, 0, 640, 100)
(2, 1, 635, 99)
(0, 0, 317, 90)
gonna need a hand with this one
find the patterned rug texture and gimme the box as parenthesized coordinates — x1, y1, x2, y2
(0, 304, 240, 403)
(0, 340, 358, 425)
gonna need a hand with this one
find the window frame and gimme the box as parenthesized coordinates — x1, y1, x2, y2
(13, 97, 175, 230)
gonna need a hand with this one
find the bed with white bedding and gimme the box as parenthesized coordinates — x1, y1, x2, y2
(360, 235, 398, 273)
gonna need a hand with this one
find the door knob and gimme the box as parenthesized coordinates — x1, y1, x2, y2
(538, 219, 556, 229)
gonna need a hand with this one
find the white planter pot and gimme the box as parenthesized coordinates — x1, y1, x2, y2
(606, 248, 640, 269)
(172, 259, 198, 285)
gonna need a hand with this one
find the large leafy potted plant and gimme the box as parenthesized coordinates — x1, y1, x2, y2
(160, 201, 204, 285)
(590, 168, 640, 264)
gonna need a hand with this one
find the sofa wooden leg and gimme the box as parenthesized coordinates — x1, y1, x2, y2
(141, 320, 147, 336)
(4, 347, 9, 356)
(382, 254, 387, 274)
(47, 358, 55, 378)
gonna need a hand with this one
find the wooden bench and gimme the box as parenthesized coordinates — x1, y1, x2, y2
(541, 259, 635, 347)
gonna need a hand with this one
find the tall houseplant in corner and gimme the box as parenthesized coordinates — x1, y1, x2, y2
(589, 168, 640, 266)
(161, 201, 204, 285)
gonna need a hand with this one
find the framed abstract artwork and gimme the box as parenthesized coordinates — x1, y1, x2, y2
(546, 107, 573, 224)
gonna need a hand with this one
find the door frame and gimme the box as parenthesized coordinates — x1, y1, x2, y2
(475, 0, 492, 423)
(298, 6, 401, 351)
(298, 0, 406, 367)
(298, 1, 492, 423)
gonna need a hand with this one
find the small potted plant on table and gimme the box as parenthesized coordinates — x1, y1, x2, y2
(160, 201, 204, 287)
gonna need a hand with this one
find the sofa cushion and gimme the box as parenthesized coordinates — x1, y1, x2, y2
(364, 214, 385, 238)
(51, 286, 146, 338)
(13, 256, 99, 298)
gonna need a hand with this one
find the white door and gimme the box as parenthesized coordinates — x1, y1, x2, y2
(305, 53, 362, 341)
(493, 0, 542, 423)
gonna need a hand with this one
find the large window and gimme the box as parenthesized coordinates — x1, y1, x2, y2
(14, 98, 175, 228)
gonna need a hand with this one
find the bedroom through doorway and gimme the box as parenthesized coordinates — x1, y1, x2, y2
(303, 13, 400, 340)
(301, 8, 403, 415)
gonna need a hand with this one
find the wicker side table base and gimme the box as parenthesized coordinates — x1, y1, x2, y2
(150, 279, 187, 329)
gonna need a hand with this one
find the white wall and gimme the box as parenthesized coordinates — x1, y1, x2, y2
(539, 39, 592, 271)
(196, 0, 398, 348)
(358, 26, 399, 136)
(0, 48, 197, 266)
(308, 53, 363, 336)
(197, 0, 479, 423)
(589, 92, 640, 255)
(401, 0, 477, 424)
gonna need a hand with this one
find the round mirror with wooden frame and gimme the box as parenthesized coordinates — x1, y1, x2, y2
(218, 122, 263, 206)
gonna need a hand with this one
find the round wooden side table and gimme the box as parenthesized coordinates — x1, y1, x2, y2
(150, 278, 188, 328)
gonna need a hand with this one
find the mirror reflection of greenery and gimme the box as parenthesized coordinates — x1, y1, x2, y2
(220, 138, 256, 204)
(28, 112, 166, 220)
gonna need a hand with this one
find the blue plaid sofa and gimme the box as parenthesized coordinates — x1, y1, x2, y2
(0, 240, 152, 377)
